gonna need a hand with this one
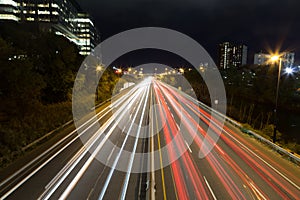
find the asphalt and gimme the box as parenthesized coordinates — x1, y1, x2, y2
(0, 77, 299, 200)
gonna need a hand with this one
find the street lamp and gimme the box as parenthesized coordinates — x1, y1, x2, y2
(269, 55, 282, 143)
(96, 65, 103, 72)
(179, 68, 184, 74)
(285, 67, 294, 75)
(96, 64, 103, 102)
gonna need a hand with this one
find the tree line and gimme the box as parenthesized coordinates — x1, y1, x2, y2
(0, 23, 120, 167)
(183, 65, 300, 153)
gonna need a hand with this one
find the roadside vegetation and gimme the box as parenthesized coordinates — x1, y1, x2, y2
(183, 66, 300, 154)
(0, 23, 120, 168)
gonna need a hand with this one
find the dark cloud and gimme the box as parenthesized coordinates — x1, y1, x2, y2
(78, 0, 300, 63)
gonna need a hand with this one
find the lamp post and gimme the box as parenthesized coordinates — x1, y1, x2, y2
(96, 65, 103, 102)
(269, 55, 282, 143)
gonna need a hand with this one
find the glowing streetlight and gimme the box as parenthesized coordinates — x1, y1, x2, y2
(270, 55, 280, 62)
(116, 69, 122, 74)
(285, 67, 294, 75)
(95, 64, 104, 102)
(268, 54, 282, 143)
(96, 65, 103, 72)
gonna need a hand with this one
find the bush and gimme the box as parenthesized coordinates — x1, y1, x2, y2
(0, 102, 72, 168)
(285, 142, 300, 155)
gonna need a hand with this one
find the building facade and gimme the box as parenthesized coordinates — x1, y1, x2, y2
(254, 52, 295, 67)
(219, 42, 248, 69)
(0, 0, 100, 55)
(0, 0, 20, 21)
(74, 12, 100, 55)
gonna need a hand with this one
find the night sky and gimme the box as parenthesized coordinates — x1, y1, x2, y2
(78, 0, 300, 65)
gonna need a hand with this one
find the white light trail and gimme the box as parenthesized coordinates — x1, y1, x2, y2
(98, 84, 149, 200)
(39, 86, 144, 199)
(119, 82, 151, 200)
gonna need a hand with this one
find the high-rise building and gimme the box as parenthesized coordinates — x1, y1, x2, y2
(218, 42, 248, 69)
(253, 52, 269, 65)
(0, 0, 20, 21)
(254, 52, 295, 67)
(0, 0, 100, 55)
(74, 12, 100, 55)
(282, 52, 295, 68)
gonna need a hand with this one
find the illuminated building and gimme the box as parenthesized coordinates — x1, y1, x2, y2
(74, 12, 100, 55)
(0, 0, 20, 21)
(218, 42, 248, 69)
(0, 0, 100, 55)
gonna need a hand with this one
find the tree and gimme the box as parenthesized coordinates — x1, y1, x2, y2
(0, 37, 45, 119)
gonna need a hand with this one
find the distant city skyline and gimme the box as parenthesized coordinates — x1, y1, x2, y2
(77, 0, 300, 64)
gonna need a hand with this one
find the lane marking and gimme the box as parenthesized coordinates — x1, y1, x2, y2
(249, 182, 267, 200)
(203, 176, 217, 200)
(185, 141, 192, 153)
(98, 86, 148, 200)
(120, 83, 151, 200)
(150, 87, 156, 200)
(180, 90, 300, 192)
(0, 86, 140, 198)
(154, 85, 177, 200)
(40, 87, 144, 199)
(223, 129, 300, 191)
(154, 102, 167, 200)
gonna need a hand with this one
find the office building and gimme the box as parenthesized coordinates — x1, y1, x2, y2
(219, 42, 248, 69)
(74, 12, 100, 55)
(0, 0, 100, 55)
(0, 0, 19, 21)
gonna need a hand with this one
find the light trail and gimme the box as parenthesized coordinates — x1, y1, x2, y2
(153, 89, 168, 200)
(41, 84, 145, 200)
(156, 79, 300, 199)
(119, 78, 152, 200)
(154, 82, 210, 199)
(98, 80, 150, 200)
(0, 83, 142, 199)
(154, 87, 189, 200)
(149, 86, 156, 200)
(155, 81, 245, 199)
(2, 77, 300, 200)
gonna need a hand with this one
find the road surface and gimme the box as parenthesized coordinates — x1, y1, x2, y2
(0, 77, 300, 200)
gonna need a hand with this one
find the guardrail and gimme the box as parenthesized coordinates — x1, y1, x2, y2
(245, 130, 300, 166)
(196, 100, 300, 166)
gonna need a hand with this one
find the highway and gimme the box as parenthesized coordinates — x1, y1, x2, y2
(0, 76, 300, 200)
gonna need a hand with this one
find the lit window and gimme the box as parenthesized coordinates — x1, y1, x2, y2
(39, 18, 50, 22)
(51, 3, 59, 8)
(38, 4, 49, 8)
(0, 0, 18, 7)
(26, 17, 34, 21)
(52, 11, 59, 15)
(0, 13, 19, 21)
(38, 10, 50, 15)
